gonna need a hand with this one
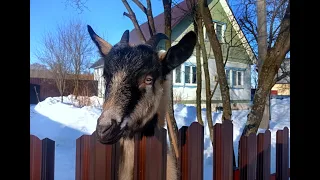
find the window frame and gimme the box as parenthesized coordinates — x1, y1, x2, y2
(204, 21, 226, 43)
(225, 68, 245, 88)
(173, 63, 197, 86)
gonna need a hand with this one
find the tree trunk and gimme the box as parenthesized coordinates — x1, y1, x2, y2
(256, 0, 270, 129)
(242, 1, 290, 136)
(74, 77, 79, 99)
(193, 13, 203, 125)
(200, 0, 232, 121)
(57, 78, 65, 103)
(162, 0, 179, 160)
(197, 17, 214, 144)
(257, 0, 268, 73)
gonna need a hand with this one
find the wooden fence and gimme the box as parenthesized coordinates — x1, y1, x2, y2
(30, 78, 98, 102)
(30, 120, 290, 180)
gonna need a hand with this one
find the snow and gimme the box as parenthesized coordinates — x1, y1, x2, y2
(30, 95, 290, 180)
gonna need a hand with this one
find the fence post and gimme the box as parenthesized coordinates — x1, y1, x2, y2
(41, 138, 55, 180)
(213, 120, 233, 180)
(256, 130, 271, 180)
(134, 127, 167, 180)
(276, 127, 289, 180)
(239, 133, 257, 180)
(75, 132, 119, 180)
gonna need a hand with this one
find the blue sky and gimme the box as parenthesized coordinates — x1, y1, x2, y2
(30, 0, 167, 64)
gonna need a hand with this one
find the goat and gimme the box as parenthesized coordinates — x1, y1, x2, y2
(87, 25, 196, 180)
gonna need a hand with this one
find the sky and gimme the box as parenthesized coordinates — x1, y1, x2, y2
(30, 0, 168, 64)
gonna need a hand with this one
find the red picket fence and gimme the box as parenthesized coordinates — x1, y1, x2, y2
(30, 120, 290, 180)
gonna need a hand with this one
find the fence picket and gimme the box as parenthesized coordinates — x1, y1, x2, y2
(213, 120, 233, 180)
(178, 126, 189, 180)
(256, 130, 271, 180)
(30, 135, 55, 180)
(134, 127, 167, 180)
(41, 138, 55, 180)
(239, 133, 257, 180)
(30, 135, 42, 180)
(276, 127, 289, 180)
(187, 122, 204, 180)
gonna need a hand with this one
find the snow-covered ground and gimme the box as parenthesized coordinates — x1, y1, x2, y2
(30, 95, 290, 180)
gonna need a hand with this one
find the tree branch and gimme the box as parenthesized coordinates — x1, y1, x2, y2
(132, 0, 147, 14)
(268, 0, 287, 48)
(122, 0, 146, 42)
(132, 0, 156, 36)
(146, 0, 156, 35)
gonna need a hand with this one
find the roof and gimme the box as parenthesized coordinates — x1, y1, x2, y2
(90, 58, 104, 69)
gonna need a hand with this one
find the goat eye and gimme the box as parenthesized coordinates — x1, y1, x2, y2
(145, 76, 153, 85)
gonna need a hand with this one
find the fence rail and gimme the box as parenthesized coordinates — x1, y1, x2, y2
(30, 120, 290, 180)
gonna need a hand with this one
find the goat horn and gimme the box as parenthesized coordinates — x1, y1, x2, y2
(146, 33, 169, 48)
(119, 30, 130, 44)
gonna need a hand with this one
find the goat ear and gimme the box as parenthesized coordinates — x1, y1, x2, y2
(87, 25, 113, 56)
(161, 31, 196, 75)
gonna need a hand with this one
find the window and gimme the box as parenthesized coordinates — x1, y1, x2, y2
(192, 66, 197, 84)
(232, 71, 236, 86)
(185, 66, 190, 83)
(232, 70, 244, 87)
(184, 65, 197, 84)
(225, 69, 231, 86)
(225, 68, 244, 88)
(173, 64, 197, 85)
(204, 22, 224, 42)
(237, 71, 242, 86)
(175, 65, 181, 83)
(216, 24, 222, 42)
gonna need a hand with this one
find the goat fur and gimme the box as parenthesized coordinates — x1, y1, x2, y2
(117, 51, 177, 180)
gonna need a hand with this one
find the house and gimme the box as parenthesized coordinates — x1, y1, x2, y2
(271, 58, 290, 96)
(90, 0, 257, 110)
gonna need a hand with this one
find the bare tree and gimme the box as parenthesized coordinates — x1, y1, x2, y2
(65, 0, 89, 14)
(233, 0, 290, 136)
(64, 19, 95, 99)
(199, 0, 233, 122)
(35, 26, 73, 102)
